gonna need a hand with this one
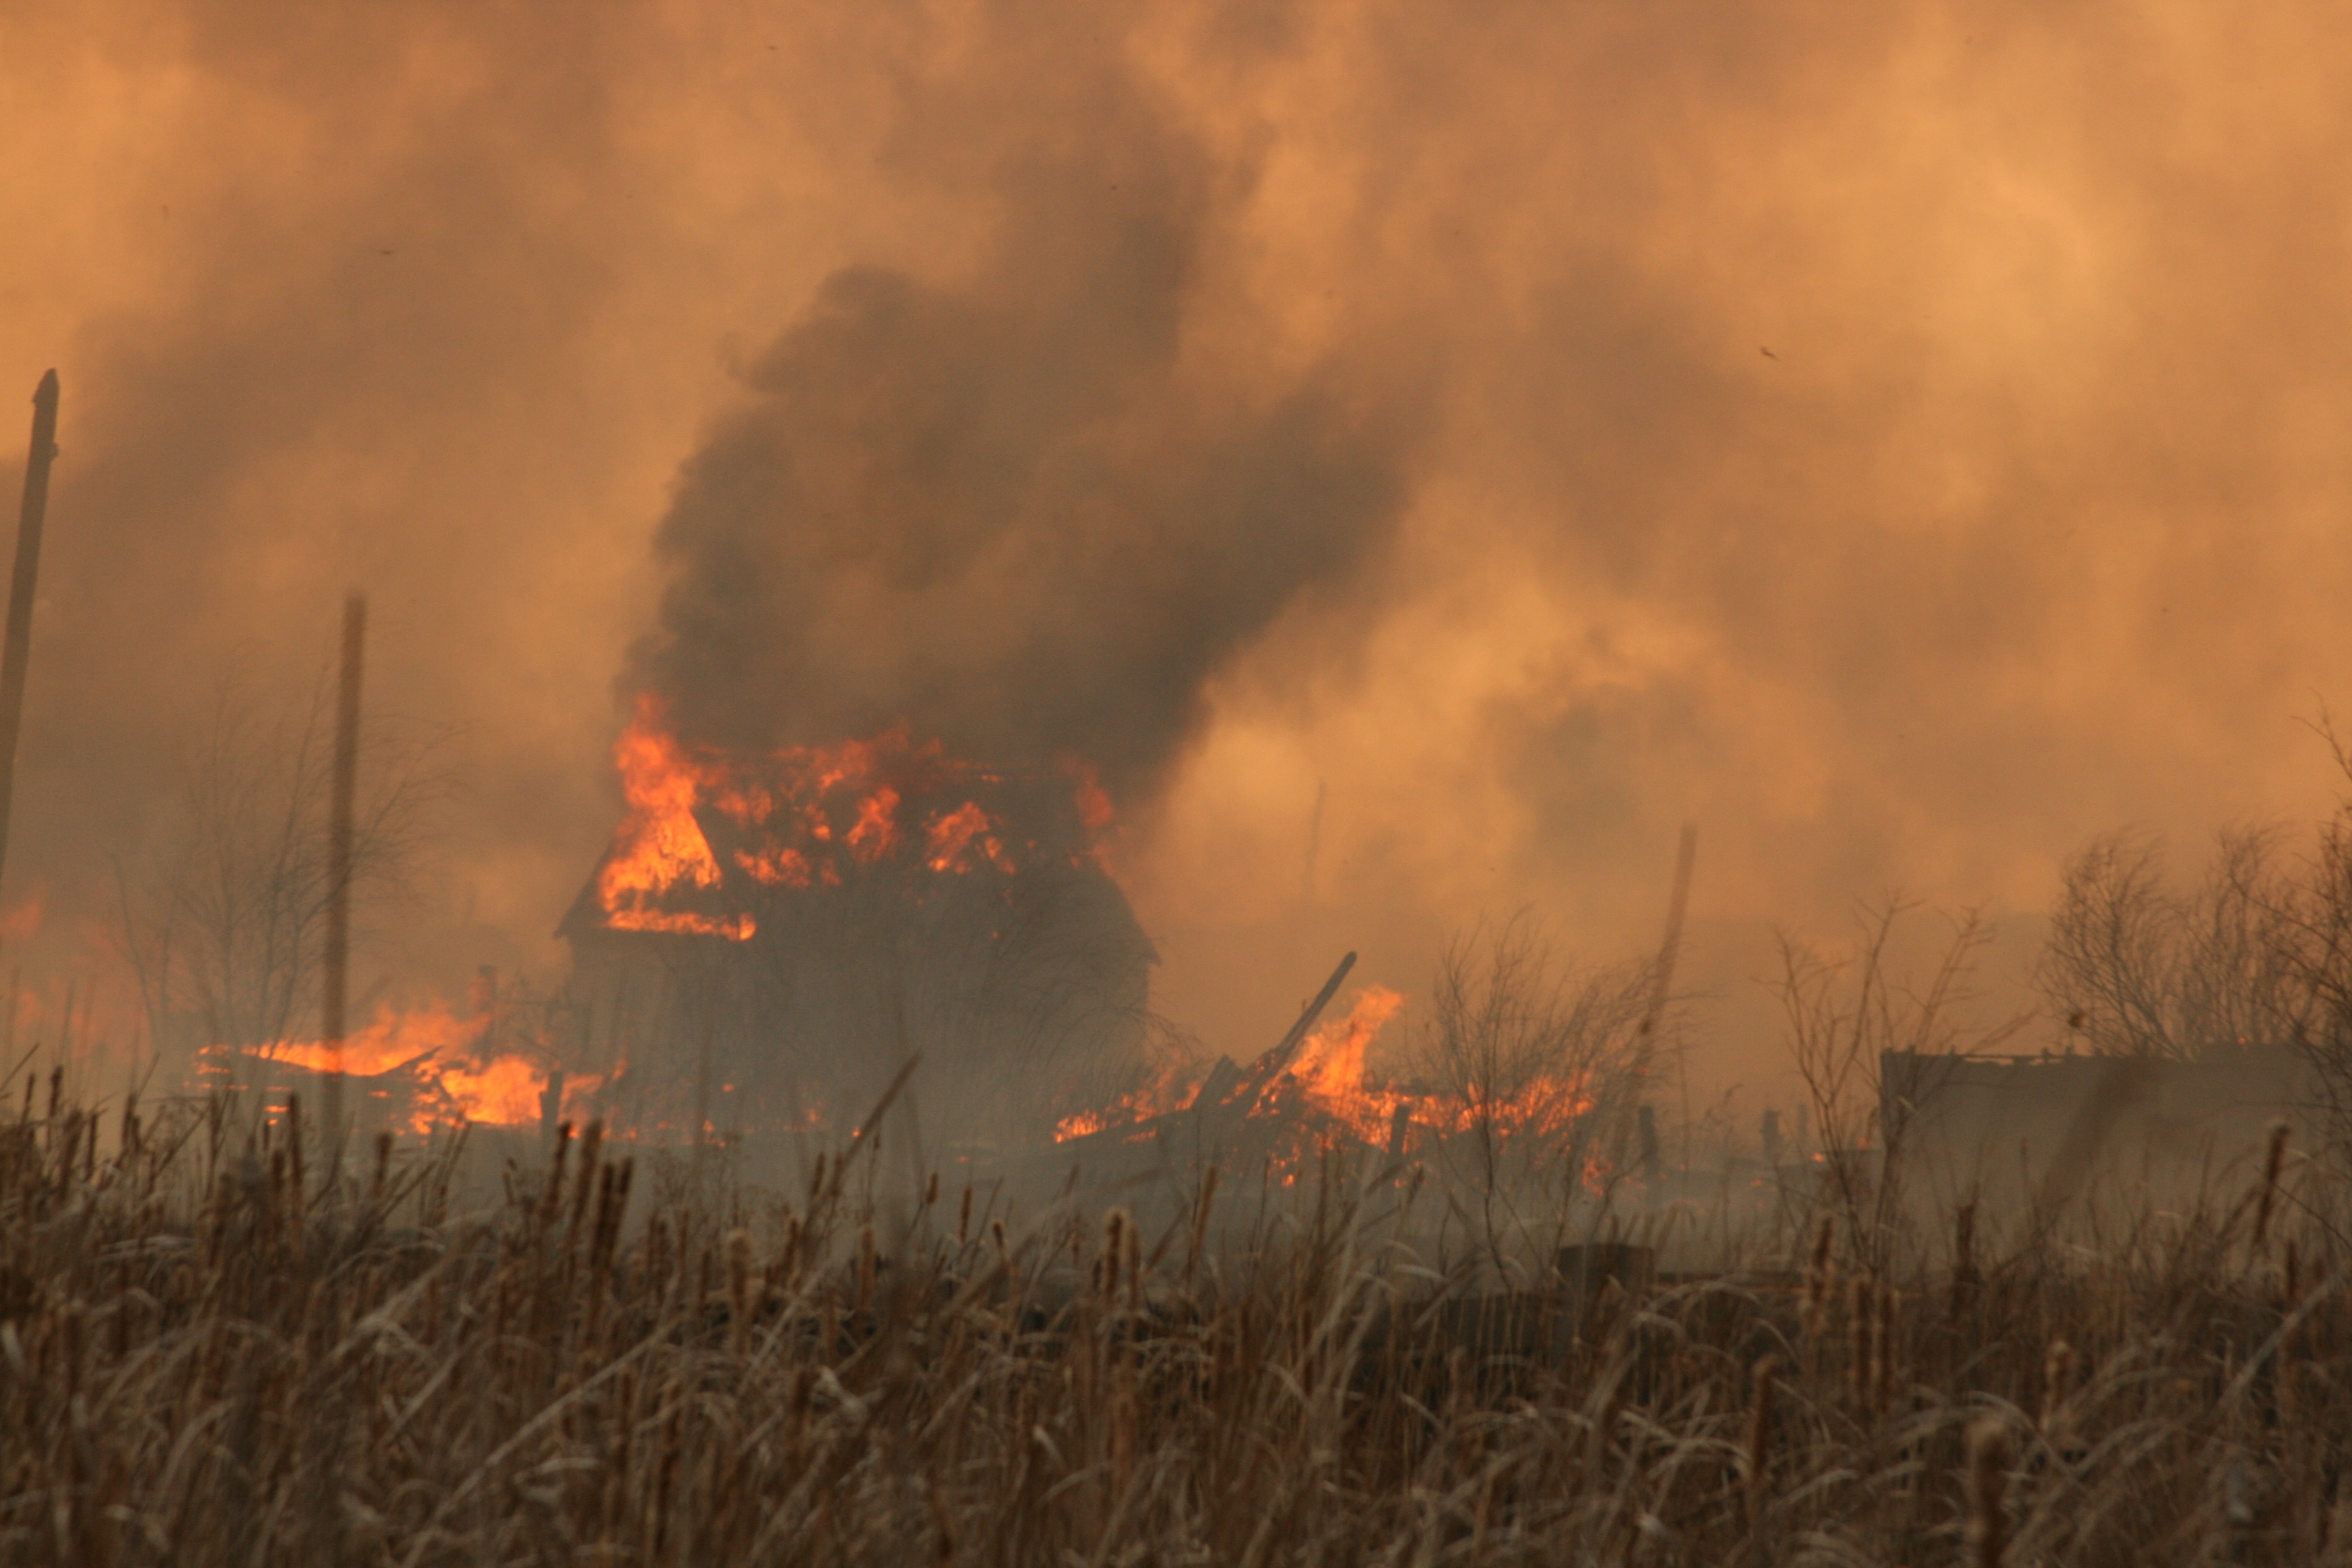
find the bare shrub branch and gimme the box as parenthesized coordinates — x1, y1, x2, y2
(111, 662, 453, 1067)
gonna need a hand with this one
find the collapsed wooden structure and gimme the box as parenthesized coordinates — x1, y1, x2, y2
(1039, 951, 1410, 1180)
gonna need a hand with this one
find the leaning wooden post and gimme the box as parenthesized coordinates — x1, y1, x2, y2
(0, 371, 61, 899)
(322, 592, 365, 1180)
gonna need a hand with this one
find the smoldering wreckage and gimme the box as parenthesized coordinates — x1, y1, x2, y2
(206, 693, 1658, 1232)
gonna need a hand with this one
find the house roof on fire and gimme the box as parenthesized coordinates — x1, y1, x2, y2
(555, 771, 1149, 958)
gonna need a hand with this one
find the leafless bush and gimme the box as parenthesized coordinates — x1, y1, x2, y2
(2034, 805, 2352, 1161)
(110, 665, 451, 1067)
(1779, 902, 2028, 1272)
(2037, 827, 2314, 1060)
(1411, 914, 1658, 1268)
(2250, 790, 2352, 1159)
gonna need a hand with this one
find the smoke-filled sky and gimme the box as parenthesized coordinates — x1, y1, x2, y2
(6, 1, 2352, 1073)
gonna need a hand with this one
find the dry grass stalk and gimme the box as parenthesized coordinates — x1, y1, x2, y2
(1851, 1273, 1876, 1413)
(1122, 1206, 1143, 1316)
(2254, 1118, 2290, 1250)
(2322, 1492, 2352, 1566)
(1967, 1417, 2012, 1568)
(2040, 1338, 2074, 1436)
(1101, 1207, 1127, 1300)
(0, 1081, 2345, 1565)
(1951, 1197, 1980, 1320)
(1745, 1353, 1776, 1511)
(726, 1227, 753, 1356)
(1875, 1282, 1898, 1417)
(1187, 1162, 1220, 1283)
(1803, 1215, 1835, 1339)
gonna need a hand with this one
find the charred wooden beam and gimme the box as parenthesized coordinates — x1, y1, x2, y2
(1184, 1055, 1241, 1113)
(1230, 950, 1357, 1103)
(1048, 953, 1370, 1181)
(1183, 950, 1359, 1159)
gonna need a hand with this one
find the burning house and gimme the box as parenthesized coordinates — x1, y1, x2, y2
(555, 699, 1155, 1148)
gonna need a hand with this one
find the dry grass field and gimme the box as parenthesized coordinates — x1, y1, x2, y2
(1, 1084, 2346, 1567)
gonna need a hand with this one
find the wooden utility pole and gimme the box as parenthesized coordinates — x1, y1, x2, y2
(1640, 822, 1698, 1175)
(0, 371, 60, 900)
(1644, 825, 1697, 1036)
(322, 592, 365, 1160)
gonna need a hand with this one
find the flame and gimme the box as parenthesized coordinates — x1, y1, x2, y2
(1269, 985, 1414, 1143)
(608, 908, 759, 939)
(1307, 985, 1602, 1146)
(435, 1055, 545, 1126)
(1053, 1106, 1116, 1140)
(244, 1000, 488, 1076)
(592, 698, 1096, 937)
(597, 697, 753, 940)
(735, 845, 815, 888)
(1583, 1152, 1613, 1194)
(846, 786, 901, 861)
(203, 1001, 572, 1132)
(924, 802, 1014, 874)
(1053, 1050, 1200, 1141)
(1423, 1071, 1601, 1143)
(1053, 982, 1608, 1172)
(1060, 756, 1117, 873)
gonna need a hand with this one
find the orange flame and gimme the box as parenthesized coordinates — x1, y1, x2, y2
(435, 1055, 546, 1126)
(1060, 756, 1118, 872)
(1054, 982, 1608, 1168)
(1270, 985, 1414, 1143)
(593, 697, 1094, 937)
(924, 802, 1013, 874)
(1053, 1106, 1117, 1141)
(735, 845, 816, 888)
(846, 786, 901, 861)
(204, 1001, 580, 1133)
(1053, 1050, 1199, 1141)
(597, 700, 753, 939)
(244, 1000, 488, 1077)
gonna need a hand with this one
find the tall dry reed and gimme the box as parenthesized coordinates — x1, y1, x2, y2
(0, 1087, 2341, 1565)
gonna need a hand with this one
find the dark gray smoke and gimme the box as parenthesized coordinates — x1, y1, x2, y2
(627, 80, 1407, 797)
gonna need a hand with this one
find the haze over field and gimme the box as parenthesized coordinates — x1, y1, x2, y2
(5, 1, 2352, 1072)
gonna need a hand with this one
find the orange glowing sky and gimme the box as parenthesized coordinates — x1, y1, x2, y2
(5, 2, 2352, 1079)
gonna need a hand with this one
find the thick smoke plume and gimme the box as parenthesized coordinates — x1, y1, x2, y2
(629, 79, 1404, 794)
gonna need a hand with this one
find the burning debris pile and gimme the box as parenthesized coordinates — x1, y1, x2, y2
(195, 991, 580, 1136)
(1049, 954, 1628, 1194)
(558, 697, 1153, 1146)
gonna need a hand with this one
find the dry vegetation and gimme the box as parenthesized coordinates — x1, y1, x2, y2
(0, 1067, 2347, 1568)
